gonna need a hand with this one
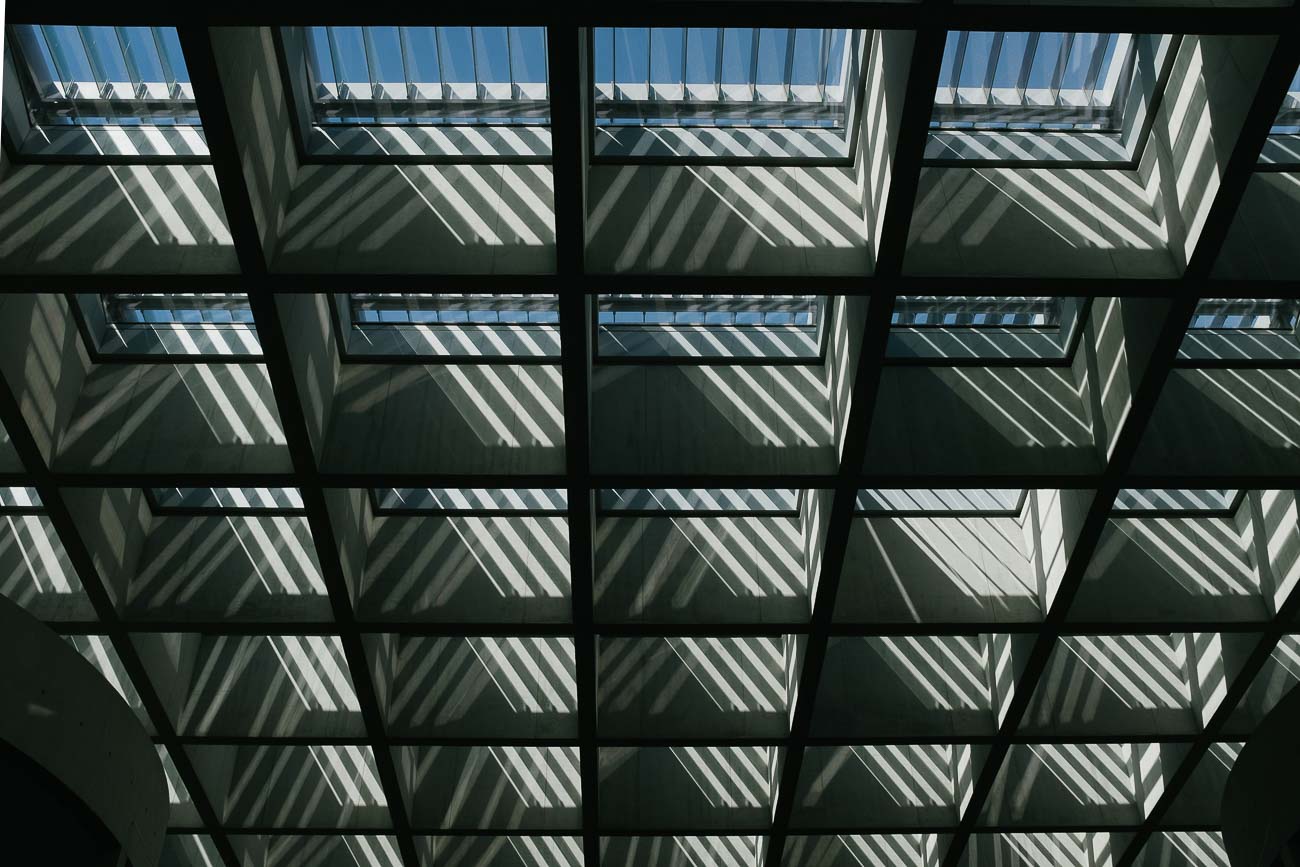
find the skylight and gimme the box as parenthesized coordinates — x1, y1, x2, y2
(597, 294, 824, 360)
(933, 32, 1136, 131)
(301, 27, 549, 125)
(891, 296, 1062, 328)
(82, 293, 260, 357)
(341, 293, 560, 358)
(1113, 489, 1239, 513)
(149, 487, 305, 511)
(594, 28, 853, 129)
(887, 296, 1084, 361)
(9, 25, 197, 128)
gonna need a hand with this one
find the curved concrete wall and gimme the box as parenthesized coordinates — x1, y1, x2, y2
(0, 595, 166, 867)
(1222, 682, 1300, 867)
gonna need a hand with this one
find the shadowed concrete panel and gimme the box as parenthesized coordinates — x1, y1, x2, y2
(323, 364, 565, 475)
(592, 364, 836, 475)
(0, 293, 91, 464)
(594, 515, 808, 625)
(1213, 172, 1300, 279)
(585, 163, 869, 275)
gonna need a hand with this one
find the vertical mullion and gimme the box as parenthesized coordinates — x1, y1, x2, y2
(714, 28, 724, 103)
(818, 27, 830, 104)
(1051, 32, 1074, 106)
(984, 32, 1003, 104)
(37, 26, 75, 107)
(324, 27, 355, 118)
(748, 28, 759, 102)
(396, 26, 415, 107)
(1017, 32, 1038, 107)
(782, 28, 796, 104)
(506, 27, 517, 103)
(1083, 33, 1111, 107)
(75, 26, 108, 101)
(680, 28, 688, 99)
(150, 27, 180, 102)
(469, 26, 482, 102)
(113, 27, 144, 102)
(949, 30, 968, 98)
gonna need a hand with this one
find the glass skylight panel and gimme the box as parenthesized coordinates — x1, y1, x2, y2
(856, 489, 1025, 513)
(597, 294, 824, 359)
(373, 488, 567, 513)
(1189, 298, 1299, 331)
(150, 487, 305, 511)
(594, 28, 855, 129)
(1270, 64, 1300, 135)
(88, 293, 260, 356)
(10, 26, 198, 127)
(1113, 489, 1239, 513)
(892, 296, 1062, 327)
(343, 293, 560, 358)
(301, 27, 549, 125)
(933, 32, 1136, 131)
(600, 488, 799, 513)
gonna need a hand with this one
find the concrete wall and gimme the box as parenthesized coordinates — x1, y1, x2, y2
(276, 293, 340, 460)
(0, 512, 90, 621)
(791, 745, 963, 829)
(598, 747, 770, 831)
(592, 364, 836, 475)
(63, 487, 151, 610)
(859, 30, 915, 266)
(398, 745, 581, 830)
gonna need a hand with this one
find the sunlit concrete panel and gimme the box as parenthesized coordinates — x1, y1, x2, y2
(0, 162, 237, 274)
(1131, 832, 1229, 867)
(1142, 35, 1278, 270)
(836, 514, 1043, 624)
(121, 514, 330, 622)
(592, 365, 835, 475)
(322, 364, 564, 475)
(187, 744, 391, 829)
(599, 746, 772, 831)
(586, 164, 869, 275)
(159, 834, 224, 867)
(594, 515, 809, 625)
(858, 30, 915, 268)
(866, 367, 1100, 475)
(1072, 511, 1267, 622)
(274, 163, 555, 274)
(960, 833, 1132, 867)
(790, 745, 967, 829)
(367, 635, 576, 739)
(132, 632, 365, 738)
(53, 362, 290, 474)
(1213, 172, 1300, 279)
(231, 835, 402, 867)
(782, 834, 945, 867)
(0, 293, 92, 464)
(826, 296, 870, 461)
(1133, 369, 1300, 476)
(358, 513, 571, 623)
(422, 836, 583, 867)
(397, 746, 581, 830)
(598, 636, 792, 738)
(1021, 635, 1198, 736)
(0, 511, 92, 620)
(210, 28, 300, 263)
(902, 165, 1176, 278)
(601, 836, 760, 867)
(812, 637, 999, 738)
(980, 744, 1144, 827)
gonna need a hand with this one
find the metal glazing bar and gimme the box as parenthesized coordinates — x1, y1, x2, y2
(818, 27, 830, 103)
(984, 32, 1002, 104)
(1083, 33, 1110, 105)
(949, 30, 968, 97)
(396, 26, 415, 103)
(150, 26, 180, 100)
(113, 27, 145, 101)
(1051, 32, 1074, 106)
(748, 28, 760, 101)
(1017, 32, 1038, 107)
